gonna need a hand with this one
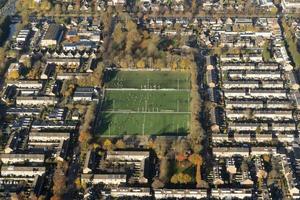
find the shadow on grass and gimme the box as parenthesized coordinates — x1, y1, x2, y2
(159, 127, 188, 136)
(101, 98, 113, 111)
(97, 112, 113, 135)
(103, 70, 118, 84)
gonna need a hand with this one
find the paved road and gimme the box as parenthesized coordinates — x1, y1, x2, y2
(66, 146, 80, 190)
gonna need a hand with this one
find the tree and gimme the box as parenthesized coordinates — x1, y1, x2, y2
(263, 155, 271, 163)
(61, 80, 76, 98)
(171, 61, 178, 70)
(0, 47, 5, 63)
(7, 70, 20, 80)
(188, 154, 203, 186)
(79, 103, 96, 141)
(22, 56, 31, 68)
(38, 0, 51, 12)
(18, 6, 30, 25)
(191, 0, 198, 14)
(154, 137, 169, 158)
(75, 178, 81, 189)
(173, 139, 190, 155)
(115, 139, 126, 149)
(262, 41, 271, 61)
(136, 59, 146, 68)
(75, 0, 81, 11)
(54, 4, 62, 15)
(125, 20, 137, 31)
(170, 173, 192, 184)
(146, 35, 160, 57)
(188, 153, 203, 165)
(79, 131, 91, 143)
(7, 50, 17, 58)
(113, 23, 126, 45)
(152, 178, 165, 188)
(154, 59, 165, 69)
(52, 162, 66, 199)
(103, 139, 113, 151)
(188, 59, 205, 153)
(124, 19, 142, 54)
(125, 29, 141, 53)
(179, 57, 192, 70)
(159, 158, 170, 183)
(77, 62, 104, 87)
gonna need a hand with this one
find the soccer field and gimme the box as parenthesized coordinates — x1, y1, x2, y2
(99, 113, 190, 136)
(98, 70, 191, 136)
(103, 90, 190, 112)
(104, 71, 190, 89)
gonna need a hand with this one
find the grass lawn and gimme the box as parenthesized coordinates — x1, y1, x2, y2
(104, 71, 190, 89)
(98, 113, 190, 136)
(103, 90, 190, 112)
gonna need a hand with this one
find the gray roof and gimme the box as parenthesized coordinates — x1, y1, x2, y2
(0, 153, 45, 159)
(44, 24, 62, 40)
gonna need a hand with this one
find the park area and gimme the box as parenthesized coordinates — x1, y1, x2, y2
(98, 70, 191, 136)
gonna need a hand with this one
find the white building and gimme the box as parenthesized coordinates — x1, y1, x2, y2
(276, 133, 295, 143)
(211, 188, 253, 199)
(256, 133, 273, 143)
(16, 96, 58, 106)
(225, 100, 264, 109)
(81, 174, 127, 185)
(221, 63, 255, 71)
(213, 147, 250, 157)
(229, 122, 268, 131)
(110, 187, 151, 197)
(154, 189, 207, 199)
(7, 80, 43, 89)
(223, 81, 259, 89)
(106, 151, 149, 161)
(254, 110, 293, 120)
(0, 154, 45, 164)
(234, 133, 251, 143)
(282, 0, 300, 12)
(272, 123, 296, 131)
(251, 147, 276, 156)
(29, 131, 70, 142)
(1, 166, 46, 177)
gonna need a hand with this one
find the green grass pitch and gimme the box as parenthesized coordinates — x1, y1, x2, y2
(103, 90, 190, 112)
(104, 71, 190, 89)
(99, 113, 190, 136)
(98, 71, 191, 136)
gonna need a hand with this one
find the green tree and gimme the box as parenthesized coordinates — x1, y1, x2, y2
(262, 41, 271, 61)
